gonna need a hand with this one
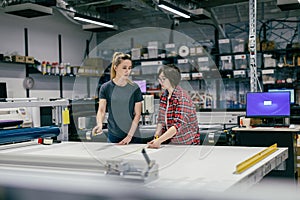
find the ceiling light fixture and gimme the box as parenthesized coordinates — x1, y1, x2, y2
(73, 13, 114, 28)
(158, 0, 190, 19)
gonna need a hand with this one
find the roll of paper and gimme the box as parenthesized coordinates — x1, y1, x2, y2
(0, 126, 60, 145)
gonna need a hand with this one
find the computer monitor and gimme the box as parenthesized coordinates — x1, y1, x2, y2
(246, 92, 290, 118)
(268, 88, 295, 104)
(0, 82, 7, 99)
(133, 80, 147, 93)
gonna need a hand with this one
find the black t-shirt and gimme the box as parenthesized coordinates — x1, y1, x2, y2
(99, 80, 143, 138)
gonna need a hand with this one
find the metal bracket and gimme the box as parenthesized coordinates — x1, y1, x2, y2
(104, 148, 159, 183)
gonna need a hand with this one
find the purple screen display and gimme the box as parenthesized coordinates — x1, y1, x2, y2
(246, 92, 290, 117)
(133, 80, 147, 93)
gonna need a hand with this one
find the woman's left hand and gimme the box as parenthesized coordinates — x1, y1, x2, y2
(118, 135, 133, 145)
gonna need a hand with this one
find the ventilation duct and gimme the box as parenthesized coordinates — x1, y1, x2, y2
(189, 8, 211, 20)
(4, 2, 53, 18)
(277, 0, 300, 11)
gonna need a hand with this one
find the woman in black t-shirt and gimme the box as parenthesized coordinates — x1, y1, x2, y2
(92, 52, 143, 144)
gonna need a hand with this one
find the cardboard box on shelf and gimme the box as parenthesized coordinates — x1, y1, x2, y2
(262, 69, 275, 84)
(131, 48, 141, 60)
(218, 39, 231, 54)
(233, 70, 246, 78)
(83, 58, 104, 67)
(197, 57, 210, 71)
(165, 43, 177, 57)
(261, 40, 276, 51)
(148, 41, 158, 59)
(231, 39, 245, 53)
(25, 56, 35, 64)
(220, 55, 233, 70)
(181, 73, 190, 80)
(12, 55, 25, 63)
(263, 54, 277, 68)
(250, 118, 262, 126)
(234, 54, 247, 69)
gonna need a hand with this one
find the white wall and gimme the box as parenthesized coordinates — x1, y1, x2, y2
(0, 8, 97, 100)
(0, 63, 26, 98)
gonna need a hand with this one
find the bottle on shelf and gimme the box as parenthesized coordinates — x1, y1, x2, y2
(66, 63, 71, 75)
(46, 61, 51, 75)
(41, 61, 46, 75)
(59, 63, 66, 76)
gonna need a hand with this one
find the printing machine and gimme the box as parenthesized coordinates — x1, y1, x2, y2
(0, 98, 69, 144)
(197, 110, 244, 146)
(0, 107, 32, 128)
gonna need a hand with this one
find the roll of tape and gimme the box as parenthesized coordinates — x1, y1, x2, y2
(178, 45, 189, 57)
(43, 138, 53, 145)
(86, 130, 92, 140)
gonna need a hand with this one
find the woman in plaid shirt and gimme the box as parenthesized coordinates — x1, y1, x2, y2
(148, 64, 200, 148)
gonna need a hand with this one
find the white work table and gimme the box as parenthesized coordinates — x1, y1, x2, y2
(232, 126, 300, 132)
(0, 141, 288, 194)
(231, 126, 299, 179)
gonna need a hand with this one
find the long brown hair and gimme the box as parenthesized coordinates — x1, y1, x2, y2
(110, 52, 131, 79)
(158, 64, 181, 88)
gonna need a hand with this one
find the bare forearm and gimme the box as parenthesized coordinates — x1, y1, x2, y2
(96, 111, 105, 125)
(155, 123, 163, 136)
(157, 126, 177, 143)
(128, 115, 140, 137)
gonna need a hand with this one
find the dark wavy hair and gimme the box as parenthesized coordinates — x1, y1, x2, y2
(158, 64, 181, 88)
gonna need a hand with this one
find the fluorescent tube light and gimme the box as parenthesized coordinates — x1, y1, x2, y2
(74, 13, 114, 28)
(158, 0, 190, 18)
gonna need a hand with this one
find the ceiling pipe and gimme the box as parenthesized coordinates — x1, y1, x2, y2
(55, 0, 81, 25)
(74, 0, 112, 7)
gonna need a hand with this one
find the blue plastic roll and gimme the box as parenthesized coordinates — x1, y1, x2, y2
(0, 119, 23, 128)
(0, 126, 60, 145)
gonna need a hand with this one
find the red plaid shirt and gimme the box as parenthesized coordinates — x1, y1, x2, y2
(157, 86, 200, 144)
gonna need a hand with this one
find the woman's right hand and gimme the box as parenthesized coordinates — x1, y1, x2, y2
(92, 125, 103, 136)
(147, 139, 161, 149)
